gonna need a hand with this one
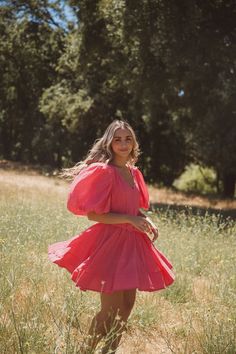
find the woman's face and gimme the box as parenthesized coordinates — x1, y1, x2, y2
(111, 128, 134, 159)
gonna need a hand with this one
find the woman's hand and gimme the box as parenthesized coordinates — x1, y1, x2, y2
(145, 216, 159, 242)
(128, 215, 159, 242)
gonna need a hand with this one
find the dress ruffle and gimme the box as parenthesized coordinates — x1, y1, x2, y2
(48, 223, 175, 293)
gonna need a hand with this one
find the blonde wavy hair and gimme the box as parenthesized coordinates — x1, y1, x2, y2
(60, 120, 140, 180)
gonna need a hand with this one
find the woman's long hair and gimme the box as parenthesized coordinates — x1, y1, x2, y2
(60, 120, 140, 180)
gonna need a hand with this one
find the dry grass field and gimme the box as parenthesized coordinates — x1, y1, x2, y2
(0, 164, 236, 353)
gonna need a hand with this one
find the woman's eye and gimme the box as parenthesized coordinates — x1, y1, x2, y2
(113, 137, 132, 142)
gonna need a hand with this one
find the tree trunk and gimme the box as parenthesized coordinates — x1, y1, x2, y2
(222, 173, 236, 198)
(216, 170, 220, 194)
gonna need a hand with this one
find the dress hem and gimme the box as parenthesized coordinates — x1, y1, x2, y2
(74, 281, 175, 294)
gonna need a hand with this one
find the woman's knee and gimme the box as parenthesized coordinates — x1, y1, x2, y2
(100, 291, 123, 317)
(99, 290, 135, 323)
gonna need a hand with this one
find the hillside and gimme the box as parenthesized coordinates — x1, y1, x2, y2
(1, 159, 236, 212)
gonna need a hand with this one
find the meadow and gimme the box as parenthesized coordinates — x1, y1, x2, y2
(0, 170, 235, 353)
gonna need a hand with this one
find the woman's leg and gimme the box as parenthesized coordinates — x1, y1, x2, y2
(81, 290, 124, 353)
(122, 288, 137, 321)
(101, 289, 137, 354)
(81, 289, 137, 353)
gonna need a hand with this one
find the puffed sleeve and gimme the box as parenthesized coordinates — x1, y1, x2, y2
(67, 163, 113, 216)
(135, 168, 150, 210)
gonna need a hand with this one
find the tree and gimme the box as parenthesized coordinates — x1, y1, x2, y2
(40, 0, 189, 184)
(173, 0, 236, 197)
(0, 0, 66, 165)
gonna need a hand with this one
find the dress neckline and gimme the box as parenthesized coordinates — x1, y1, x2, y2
(109, 164, 136, 189)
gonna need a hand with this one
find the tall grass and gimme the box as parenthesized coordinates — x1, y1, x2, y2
(0, 174, 235, 353)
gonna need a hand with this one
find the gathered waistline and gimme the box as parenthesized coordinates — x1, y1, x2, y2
(116, 223, 139, 232)
(96, 222, 141, 233)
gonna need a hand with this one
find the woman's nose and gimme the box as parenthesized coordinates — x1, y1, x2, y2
(121, 141, 128, 147)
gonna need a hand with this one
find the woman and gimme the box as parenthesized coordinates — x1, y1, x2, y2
(48, 120, 175, 353)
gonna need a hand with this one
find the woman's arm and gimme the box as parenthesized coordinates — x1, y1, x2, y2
(87, 211, 148, 233)
(87, 211, 132, 225)
(87, 211, 158, 240)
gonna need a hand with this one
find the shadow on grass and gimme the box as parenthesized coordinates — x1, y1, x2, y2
(150, 202, 236, 221)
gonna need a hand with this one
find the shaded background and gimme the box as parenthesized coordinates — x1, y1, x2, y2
(0, 0, 235, 197)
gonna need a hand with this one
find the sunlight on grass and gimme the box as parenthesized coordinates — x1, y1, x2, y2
(0, 174, 235, 353)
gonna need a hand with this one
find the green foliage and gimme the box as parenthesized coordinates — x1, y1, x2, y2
(0, 0, 236, 196)
(40, 84, 94, 132)
(0, 1, 66, 165)
(40, 0, 191, 185)
(170, 1, 236, 196)
(173, 163, 217, 195)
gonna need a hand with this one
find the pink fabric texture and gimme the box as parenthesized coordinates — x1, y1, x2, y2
(48, 162, 175, 293)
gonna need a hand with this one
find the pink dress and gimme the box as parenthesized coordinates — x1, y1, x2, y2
(48, 162, 175, 293)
